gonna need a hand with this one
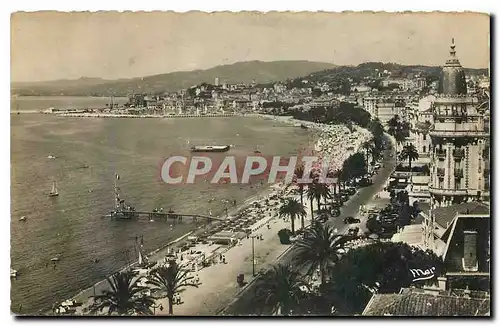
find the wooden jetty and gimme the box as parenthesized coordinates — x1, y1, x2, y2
(105, 209, 224, 222)
(128, 211, 224, 222)
(107, 173, 224, 223)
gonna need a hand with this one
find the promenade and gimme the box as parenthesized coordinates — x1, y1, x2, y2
(157, 200, 314, 315)
(62, 117, 373, 316)
(221, 134, 396, 315)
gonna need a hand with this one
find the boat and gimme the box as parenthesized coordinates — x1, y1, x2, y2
(49, 181, 59, 197)
(47, 155, 57, 159)
(300, 124, 309, 129)
(19, 216, 26, 222)
(190, 145, 230, 153)
(51, 257, 60, 262)
(78, 164, 90, 169)
(10, 269, 17, 278)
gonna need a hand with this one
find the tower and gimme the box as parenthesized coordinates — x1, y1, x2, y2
(428, 39, 490, 208)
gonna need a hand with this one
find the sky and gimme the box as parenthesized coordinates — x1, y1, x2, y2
(11, 11, 490, 82)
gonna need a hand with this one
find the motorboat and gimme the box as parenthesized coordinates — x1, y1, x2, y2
(190, 145, 230, 153)
(47, 155, 57, 159)
(19, 216, 27, 222)
(10, 269, 18, 278)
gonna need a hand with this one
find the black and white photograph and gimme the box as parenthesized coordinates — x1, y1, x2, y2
(9, 10, 491, 317)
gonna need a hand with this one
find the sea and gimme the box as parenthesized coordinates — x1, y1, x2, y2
(10, 96, 314, 314)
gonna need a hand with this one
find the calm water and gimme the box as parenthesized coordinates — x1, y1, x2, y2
(11, 96, 129, 111)
(10, 97, 314, 314)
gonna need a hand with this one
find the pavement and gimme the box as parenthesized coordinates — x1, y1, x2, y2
(155, 199, 315, 316)
(221, 134, 396, 315)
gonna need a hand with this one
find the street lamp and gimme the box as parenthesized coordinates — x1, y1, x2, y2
(250, 235, 257, 276)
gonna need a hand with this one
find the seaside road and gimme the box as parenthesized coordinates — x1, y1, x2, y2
(156, 201, 315, 316)
(220, 135, 396, 316)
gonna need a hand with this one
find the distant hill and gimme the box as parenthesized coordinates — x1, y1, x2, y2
(293, 62, 488, 84)
(11, 61, 336, 97)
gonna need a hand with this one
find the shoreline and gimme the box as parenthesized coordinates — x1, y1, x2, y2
(53, 184, 280, 315)
(52, 116, 311, 315)
(43, 114, 370, 316)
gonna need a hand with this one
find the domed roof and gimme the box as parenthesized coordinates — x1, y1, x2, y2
(438, 38, 467, 95)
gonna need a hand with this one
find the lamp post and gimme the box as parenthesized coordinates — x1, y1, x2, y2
(250, 235, 257, 276)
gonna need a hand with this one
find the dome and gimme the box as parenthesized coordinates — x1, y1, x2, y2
(438, 38, 467, 95)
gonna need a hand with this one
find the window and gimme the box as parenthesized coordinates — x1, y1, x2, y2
(423, 134, 427, 141)
(423, 146, 426, 153)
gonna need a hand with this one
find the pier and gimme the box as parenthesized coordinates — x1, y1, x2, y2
(107, 174, 225, 223)
(107, 210, 224, 222)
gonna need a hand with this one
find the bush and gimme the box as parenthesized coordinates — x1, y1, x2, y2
(323, 242, 444, 314)
(278, 228, 293, 244)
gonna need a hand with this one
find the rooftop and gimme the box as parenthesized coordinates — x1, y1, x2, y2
(433, 202, 490, 229)
(362, 288, 490, 316)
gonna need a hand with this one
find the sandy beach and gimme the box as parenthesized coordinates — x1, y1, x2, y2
(63, 116, 372, 316)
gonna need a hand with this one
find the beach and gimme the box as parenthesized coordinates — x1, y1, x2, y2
(65, 116, 373, 316)
(11, 111, 313, 314)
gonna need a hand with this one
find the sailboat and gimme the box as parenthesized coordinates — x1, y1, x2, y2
(49, 181, 59, 197)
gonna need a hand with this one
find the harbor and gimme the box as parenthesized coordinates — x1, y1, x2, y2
(10, 109, 315, 314)
(56, 116, 373, 316)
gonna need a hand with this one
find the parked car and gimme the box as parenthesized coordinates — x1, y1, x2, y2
(317, 215, 329, 223)
(358, 178, 373, 187)
(331, 208, 341, 217)
(346, 187, 356, 196)
(327, 201, 342, 209)
(344, 216, 361, 224)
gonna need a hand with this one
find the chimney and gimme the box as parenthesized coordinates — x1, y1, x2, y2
(423, 285, 440, 296)
(437, 276, 447, 291)
(463, 230, 479, 272)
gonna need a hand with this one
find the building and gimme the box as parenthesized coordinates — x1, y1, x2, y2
(362, 97, 378, 117)
(215, 77, 219, 86)
(375, 101, 400, 127)
(392, 41, 491, 293)
(362, 286, 490, 316)
(428, 39, 490, 207)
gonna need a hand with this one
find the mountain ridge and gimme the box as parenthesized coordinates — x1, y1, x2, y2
(11, 60, 337, 96)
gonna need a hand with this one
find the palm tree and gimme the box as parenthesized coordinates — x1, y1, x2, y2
(306, 183, 316, 223)
(91, 270, 153, 316)
(306, 181, 330, 220)
(362, 142, 374, 168)
(147, 262, 198, 315)
(316, 182, 332, 209)
(293, 223, 355, 285)
(399, 143, 419, 171)
(327, 169, 340, 198)
(279, 198, 307, 233)
(253, 264, 309, 315)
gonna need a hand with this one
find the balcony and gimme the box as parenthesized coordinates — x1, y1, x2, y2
(454, 168, 464, 178)
(429, 187, 469, 196)
(430, 122, 489, 137)
(453, 149, 465, 158)
(484, 168, 490, 176)
(436, 168, 445, 176)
